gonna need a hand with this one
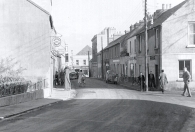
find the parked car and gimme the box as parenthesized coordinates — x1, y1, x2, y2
(69, 72, 77, 80)
(106, 70, 118, 84)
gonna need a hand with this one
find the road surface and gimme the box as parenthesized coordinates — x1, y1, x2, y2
(0, 78, 195, 132)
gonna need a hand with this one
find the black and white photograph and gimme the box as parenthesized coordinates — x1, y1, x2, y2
(0, 0, 195, 131)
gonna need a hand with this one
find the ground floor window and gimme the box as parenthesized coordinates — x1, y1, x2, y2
(83, 70, 88, 75)
(179, 60, 191, 78)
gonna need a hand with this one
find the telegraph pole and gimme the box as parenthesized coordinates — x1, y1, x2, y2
(88, 51, 90, 77)
(101, 36, 104, 80)
(145, 0, 148, 91)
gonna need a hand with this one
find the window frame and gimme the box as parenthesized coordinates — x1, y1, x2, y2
(130, 41, 131, 53)
(139, 35, 142, 53)
(155, 28, 159, 49)
(188, 22, 195, 47)
(83, 60, 86, 65)
(178, 60, 192, 79)
(76, 60, 79, 65)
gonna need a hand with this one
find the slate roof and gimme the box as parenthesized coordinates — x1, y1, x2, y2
(136, 0, 187, 35)
(76, 45, 92, 55)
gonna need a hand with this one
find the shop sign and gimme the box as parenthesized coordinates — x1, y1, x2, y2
(113, 60, 120, 63)
(52, 37, 61, 47)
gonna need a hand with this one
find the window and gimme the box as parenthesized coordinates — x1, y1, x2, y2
(155, 29, 159, 48)
(76, 60, 79, 65)
(179, 60, 191, 78)
(134, 39, 136, 53)
(139, 65, 141, 74)
(130, 41, 131, 53)
(139, 35, 142, 52)
(83, 60, 86, 65)
(189, 22, 195, 45)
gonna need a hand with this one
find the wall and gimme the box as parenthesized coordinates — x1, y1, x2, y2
(0, 0, 51, 82)
(162, 0, 195, 89)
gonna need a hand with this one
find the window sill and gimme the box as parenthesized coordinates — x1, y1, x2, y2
(186, 45, 195, 48)
(176, 79, 193, 82)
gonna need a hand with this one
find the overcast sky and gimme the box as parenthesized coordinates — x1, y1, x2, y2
(33, 0, 184, 55)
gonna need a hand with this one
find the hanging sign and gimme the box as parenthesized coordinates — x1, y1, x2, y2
(52, 37, 61, 47)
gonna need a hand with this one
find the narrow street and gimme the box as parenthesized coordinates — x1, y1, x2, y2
(0, 78, 195, 132)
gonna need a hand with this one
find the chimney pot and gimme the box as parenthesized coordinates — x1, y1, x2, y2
(162, 4, 165, 10)
(169, 4, 171, 9)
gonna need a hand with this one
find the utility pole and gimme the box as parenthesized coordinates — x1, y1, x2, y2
(145, 0, 148, 92)
(88, 51, 90, 77)
(101, 36, 104, 80)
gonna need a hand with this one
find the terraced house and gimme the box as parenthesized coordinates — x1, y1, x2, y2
(134, 0, 195, 89)
(93, 0, 195, 90)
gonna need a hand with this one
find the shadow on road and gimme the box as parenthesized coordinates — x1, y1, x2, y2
(1, 99, 194, 132)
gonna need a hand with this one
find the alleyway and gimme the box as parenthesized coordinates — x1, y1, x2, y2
(0, 78, 195, 132)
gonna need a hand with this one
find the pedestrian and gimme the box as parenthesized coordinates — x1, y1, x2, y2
(148, 71, 155, 91)
(139, 72, 145, 91)
(54, 71, 58, 86)
(64, 67, 71, 90)
(159, 69, 168, 94)
(182, 67, 192, 97)
(78, 70, 85, 86)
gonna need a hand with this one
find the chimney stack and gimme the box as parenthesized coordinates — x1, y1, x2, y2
(169, 4, 172, 9)
(162, 4, 165, 10)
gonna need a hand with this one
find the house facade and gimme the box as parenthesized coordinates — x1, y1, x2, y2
(72, 45, 92, 77)
(0, 0, 62, 91)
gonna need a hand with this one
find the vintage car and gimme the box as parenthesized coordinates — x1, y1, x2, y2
(105, 70, 118, 84)
(69, 72, 77, 80)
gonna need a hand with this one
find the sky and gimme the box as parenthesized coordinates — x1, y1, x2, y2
(49, 0, 184, 55)
(20, 0, 185, 56)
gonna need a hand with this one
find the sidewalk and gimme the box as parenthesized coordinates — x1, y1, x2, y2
(0, 88, 76, 120)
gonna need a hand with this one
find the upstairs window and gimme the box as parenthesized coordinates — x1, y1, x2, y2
(130, 41, 131, 53)
(155, 29, 159, 48)
(83, 60, 86, 65)
(189, 22, 195, 45)
(76, 60, 79, 65)
(139, 35, 142, 53)
(134, 39, 136, 53)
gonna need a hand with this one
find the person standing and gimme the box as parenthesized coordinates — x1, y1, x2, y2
(159, 69, 168, 94)
(148, 71, 155, 91)
(78, 70, 85, 86)
(139, 72, 145, 91)
(182, 67, 192, 97)
(64, 67, 71, 90)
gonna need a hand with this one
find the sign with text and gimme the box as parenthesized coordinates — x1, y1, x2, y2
(52, 37, 61, 47)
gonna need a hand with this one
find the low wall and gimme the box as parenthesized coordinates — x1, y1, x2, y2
(167, 81, 195, 91)
(0, 88, 51, 107)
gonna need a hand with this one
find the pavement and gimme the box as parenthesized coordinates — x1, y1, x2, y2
(0, 87, 76, 120)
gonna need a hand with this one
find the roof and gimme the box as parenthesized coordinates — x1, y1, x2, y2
(104, 34, 128, 50)
(136, 0, 187, 35)
(76, 45, 92, 55)
(26, 0, 50, 15)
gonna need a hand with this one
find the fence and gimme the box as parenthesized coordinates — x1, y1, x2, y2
(0, 78, 48, 98)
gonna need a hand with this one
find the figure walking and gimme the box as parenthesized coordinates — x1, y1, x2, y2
(182, 67, 192, 97)
(139, 72, 145, 91)
(159, 69, 168, 94)
(148, 71, 155, 91)
(64, 67, 71, 90)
